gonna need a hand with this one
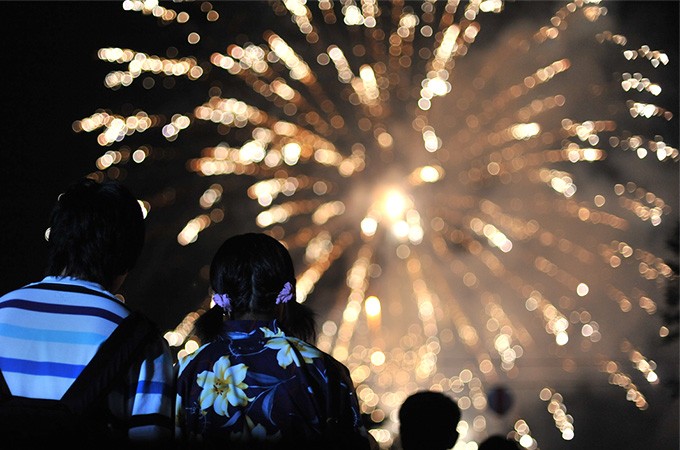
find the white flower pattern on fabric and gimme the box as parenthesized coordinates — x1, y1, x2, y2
(261, 327, 321, 368)
(196, 355, 250, 416)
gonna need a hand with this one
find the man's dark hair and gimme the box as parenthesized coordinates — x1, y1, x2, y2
(45, 177, 145, 288)
(478, 435, 521, 450)
(399, 390, 461, 450)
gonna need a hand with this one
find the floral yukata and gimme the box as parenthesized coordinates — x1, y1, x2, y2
(175, 320, 371, 449)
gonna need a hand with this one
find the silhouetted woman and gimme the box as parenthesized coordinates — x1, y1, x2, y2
(175, 232, 372, 450)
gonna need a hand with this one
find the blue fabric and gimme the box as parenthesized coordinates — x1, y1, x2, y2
(0, 322, 108, 344)
(176, 319, 370, 447)
(0, 356, 84, 378)
(0, 276, 175, 441)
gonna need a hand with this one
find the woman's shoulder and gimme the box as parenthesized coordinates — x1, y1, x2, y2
(176, 340, 219, 372)
(287, 339, 350, 376)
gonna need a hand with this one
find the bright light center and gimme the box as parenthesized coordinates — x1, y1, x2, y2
(383, 189, 408, 219)
(365, 296, 381, 317)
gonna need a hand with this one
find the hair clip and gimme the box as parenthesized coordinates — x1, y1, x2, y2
(212, 292, 232, 314)
(275, 282, 294, 305)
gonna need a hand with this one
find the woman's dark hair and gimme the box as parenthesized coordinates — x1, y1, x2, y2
(45, 178, 145, 289)
(196, 232, 316, 343)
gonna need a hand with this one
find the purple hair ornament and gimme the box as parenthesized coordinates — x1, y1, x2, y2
(275, 282, 294, 305)
(212, 292, 232, 314)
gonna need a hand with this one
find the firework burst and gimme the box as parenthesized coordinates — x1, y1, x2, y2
(74, 1, 678, 448)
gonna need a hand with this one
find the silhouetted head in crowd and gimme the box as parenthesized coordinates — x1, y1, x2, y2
(398, 390, 461, 450)
(196, 232, 317, 343)
(45, 177, 145, 293)
(478, 434, 521, 450)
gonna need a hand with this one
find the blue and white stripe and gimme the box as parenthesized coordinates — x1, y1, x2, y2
(0, 276, 174, 440)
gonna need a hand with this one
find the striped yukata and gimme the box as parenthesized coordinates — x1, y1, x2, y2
(0, 276, 175, 442)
